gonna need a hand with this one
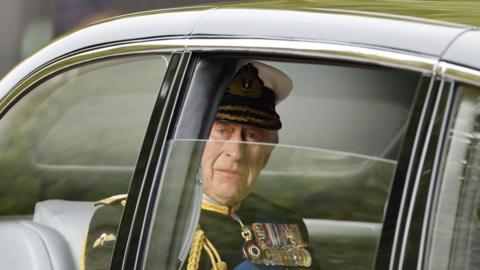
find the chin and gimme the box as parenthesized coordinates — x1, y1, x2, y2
(216, 191, 243, 205)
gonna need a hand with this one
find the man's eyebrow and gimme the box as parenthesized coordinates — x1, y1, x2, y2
(215, 120, 232, 126)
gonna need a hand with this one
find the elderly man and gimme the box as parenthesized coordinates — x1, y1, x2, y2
(187, 62, 312, 270)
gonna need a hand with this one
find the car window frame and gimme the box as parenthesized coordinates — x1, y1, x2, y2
(390, 77, 454, 270)
(410, 78, 455, 270)
(415, 63, 480, 270)
(114, 51, 192, 270)
(139, 55, 240, 270)
(135, 41, 439, 270)
(373, 75, 437, 270)
(390, 58, 480, 270)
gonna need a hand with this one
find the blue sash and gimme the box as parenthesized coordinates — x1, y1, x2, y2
(234, 260, 283, 270)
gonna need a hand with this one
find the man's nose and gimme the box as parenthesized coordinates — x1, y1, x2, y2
(224, 141, 245, 160)
(224, 132, 245, 160)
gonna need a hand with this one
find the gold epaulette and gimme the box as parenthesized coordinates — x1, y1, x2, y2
(94, 194, 127, 207)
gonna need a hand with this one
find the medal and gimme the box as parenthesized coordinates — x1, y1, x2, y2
(229, 210, 312, 267)
(251, 223, 312, 267)
(243, 240, 262, 262)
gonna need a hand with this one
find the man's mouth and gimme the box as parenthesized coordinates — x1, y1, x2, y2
(215, 169, 245, 178)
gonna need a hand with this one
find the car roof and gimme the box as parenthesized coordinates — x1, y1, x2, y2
(1, 1, 479, 94)
(190, 7, 466, 56)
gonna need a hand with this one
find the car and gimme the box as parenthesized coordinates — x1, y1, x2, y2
(1, 1, 480, 270)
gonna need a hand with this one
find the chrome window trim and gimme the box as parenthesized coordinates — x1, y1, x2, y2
(7, 38, 480, 117)
(0, 39, 185, 114)
(397, 77, 446, 270)
(418, 79, 455, 270)
(185, 38, 438, 73)
(396, 64, 480, 269)
(1, 37, 441, 115)
(437, 61, 480, 86)
(389, 75, 438, 270)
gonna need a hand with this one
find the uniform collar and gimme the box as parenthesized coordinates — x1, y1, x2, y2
(201, 194, 241, 216)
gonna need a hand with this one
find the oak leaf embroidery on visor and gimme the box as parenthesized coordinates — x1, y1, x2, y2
(218, 105, 275, 118)
(216, 112, 280, 126)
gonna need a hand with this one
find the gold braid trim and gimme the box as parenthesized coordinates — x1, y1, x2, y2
(187, 227, 228, 270)
(204, 236, 227, 270)
(80, 230, 88, 270)
(201, 200, 241, 216)
(187, 228, 204, 270)
(216, 112, 279, 125)
(219, 105, 273, 118)
(203, 240, 218, 270)
(201, 201, 229, 216)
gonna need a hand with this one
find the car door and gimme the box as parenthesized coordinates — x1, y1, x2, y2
(0, 39, 187, 270)
(134, 39, 439, 270)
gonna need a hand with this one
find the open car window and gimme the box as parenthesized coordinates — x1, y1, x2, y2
(143, 57, 425, 270)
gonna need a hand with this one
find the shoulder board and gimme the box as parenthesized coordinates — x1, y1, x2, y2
(95, 194, 127, 207)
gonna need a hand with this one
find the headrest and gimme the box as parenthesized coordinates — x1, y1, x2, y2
(34, 200, 97, 270)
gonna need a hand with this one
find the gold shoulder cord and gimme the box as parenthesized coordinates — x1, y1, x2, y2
(187, 227, 227, 270)
(80, 231, 88, 270)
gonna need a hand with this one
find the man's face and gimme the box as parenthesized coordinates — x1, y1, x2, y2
(202, 120, 277, 206)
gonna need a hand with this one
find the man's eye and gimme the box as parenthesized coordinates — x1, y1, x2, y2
(216, 127, 232, 137)
(245, 131, 258, 139)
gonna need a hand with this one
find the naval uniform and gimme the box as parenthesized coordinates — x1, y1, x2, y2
(188, 194, 317, 270)
(82, 194, 318, 270)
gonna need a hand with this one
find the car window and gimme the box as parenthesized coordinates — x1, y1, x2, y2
(143, 58, 424, 270)
(0, 54, 170, 269)
(427, 83, 480, 270)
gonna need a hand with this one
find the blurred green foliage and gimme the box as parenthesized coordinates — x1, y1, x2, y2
(224, 0, 480, 26)
(0, 55, 168, 216)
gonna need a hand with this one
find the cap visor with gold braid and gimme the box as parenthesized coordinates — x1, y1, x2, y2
(216, 61, 292, 131)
